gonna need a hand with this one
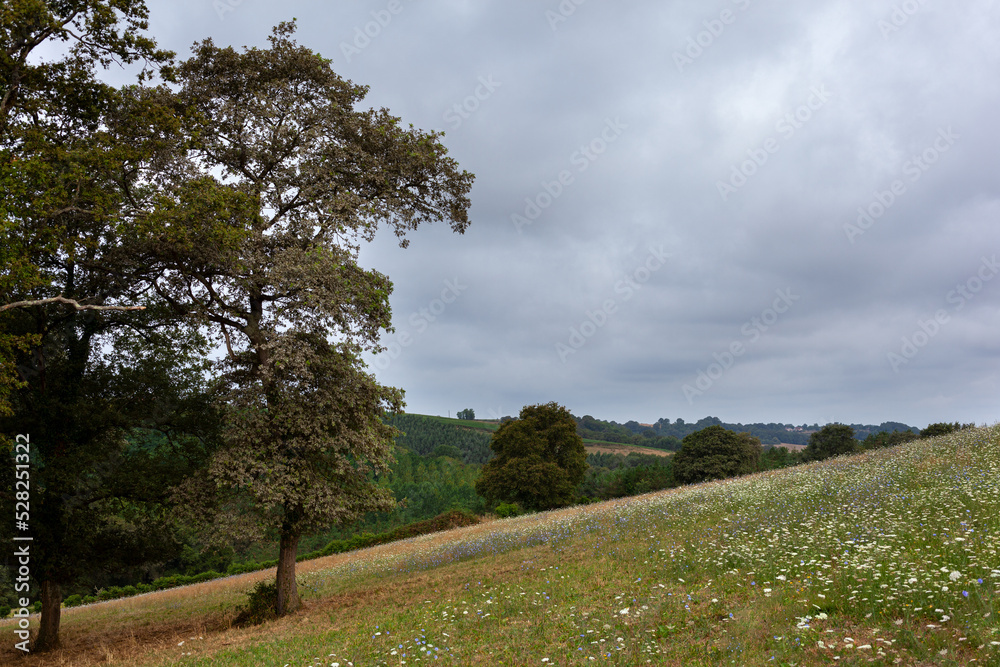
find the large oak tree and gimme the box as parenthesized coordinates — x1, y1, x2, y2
(143, 23, 474, 615)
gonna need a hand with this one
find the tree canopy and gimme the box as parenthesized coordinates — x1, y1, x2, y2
(672, 426, 761, 485)
(803, 424, 858, 461)
(475, 402, 587, 511)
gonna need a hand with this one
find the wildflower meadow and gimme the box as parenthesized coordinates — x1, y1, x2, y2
(13, 426, 1000, 666)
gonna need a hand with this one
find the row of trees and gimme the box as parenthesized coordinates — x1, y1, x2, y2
(2, 2, 473, 651)
(475, 406, 763, 512)
(475, 407, 976, 513)
(801, 421, 978, 461)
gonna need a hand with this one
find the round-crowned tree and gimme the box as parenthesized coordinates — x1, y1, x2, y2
(474, 402, 587, 511)
(672, 426, 761, 485)
(803, 423, 858, 461)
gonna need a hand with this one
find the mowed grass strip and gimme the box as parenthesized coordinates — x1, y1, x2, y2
(5, 426, 1000, 666)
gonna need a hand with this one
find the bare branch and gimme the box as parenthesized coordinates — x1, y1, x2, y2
(221, 325, 237, 361)
(0, 296, 145, 313)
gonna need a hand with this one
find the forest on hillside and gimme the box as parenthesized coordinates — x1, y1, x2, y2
(574, 414, 918, 446)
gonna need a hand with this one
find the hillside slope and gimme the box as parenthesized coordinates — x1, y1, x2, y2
(6, 425, 999, 666)
(390, 413, 673, 462)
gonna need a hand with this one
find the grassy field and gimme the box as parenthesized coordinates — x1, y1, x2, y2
(5, 425, 1000, 666)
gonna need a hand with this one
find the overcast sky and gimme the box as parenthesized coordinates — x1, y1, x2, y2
(137, 0, 1000, 428)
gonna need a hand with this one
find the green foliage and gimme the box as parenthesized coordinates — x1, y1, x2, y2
(575, 414, 681, 450)
(920, 422, 975, 438)
(494, 502, 522, 518)
(600, 464, 674, 498)
(0, 2, 215, 649)
(234, 581, 277, 627)
(578, 452, 676, 500)
(456, 408, 475, 420)
(672, 426, 762, 485)
(760, 445, 805, 470)
(804, 424, 858, 461)
(862, 429, 918, 450)
(387, 413, 493, 464)
(475, 402, 588, 511)
(432, 444, 463, 459)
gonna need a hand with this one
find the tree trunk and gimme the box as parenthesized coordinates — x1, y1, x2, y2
(275, 528, 300, 616)
(33, 580, 61, 651)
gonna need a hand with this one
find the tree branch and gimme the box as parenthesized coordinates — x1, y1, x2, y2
(0, 296, 145, 313)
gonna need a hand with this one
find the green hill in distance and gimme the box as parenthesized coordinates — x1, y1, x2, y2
(391, 412, 676, 457)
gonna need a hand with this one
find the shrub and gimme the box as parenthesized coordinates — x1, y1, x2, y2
(920, 422, 975, 438)
(494, 502, 522, 518)
(234, 581, 277, 627)
(863, 430, 917, 450)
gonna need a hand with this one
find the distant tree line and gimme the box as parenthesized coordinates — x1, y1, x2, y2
(606, 415, 921, 446)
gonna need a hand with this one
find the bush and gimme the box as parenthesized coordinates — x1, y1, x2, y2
(862, 430, 917, 450)
(0, 605, 10, 618)
(234, 581, 277, 627)
(494, 502, 522, 518)
(600, 464, 674, 499)
(63, 594, 83, 608)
